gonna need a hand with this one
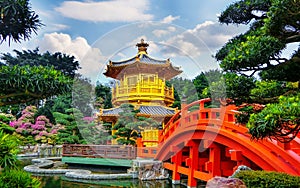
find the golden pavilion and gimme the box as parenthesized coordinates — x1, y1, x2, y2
(99, 39, 182, 146)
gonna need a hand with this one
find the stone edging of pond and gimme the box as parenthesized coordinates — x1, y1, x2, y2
(24, 157, 138, 180)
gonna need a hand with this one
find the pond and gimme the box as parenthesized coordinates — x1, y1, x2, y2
(20, 158, 206, 187)
(34, 175, 181, 188)
(34, 174, 207, 188)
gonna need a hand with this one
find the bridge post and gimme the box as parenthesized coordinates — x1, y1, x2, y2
(186, 140, 200, 188)
(208, 143, 221, 176)
(171, 148, 182, 184)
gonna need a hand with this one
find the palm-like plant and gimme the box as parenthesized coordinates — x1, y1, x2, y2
(0, 0, 42, 45)
(0, 130, 19, 169)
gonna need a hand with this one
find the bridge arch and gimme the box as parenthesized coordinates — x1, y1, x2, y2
(153, 99, 300, 187)
(155, 125, 300, 175)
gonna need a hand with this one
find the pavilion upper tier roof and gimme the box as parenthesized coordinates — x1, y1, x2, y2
(103, 39, 182, 80)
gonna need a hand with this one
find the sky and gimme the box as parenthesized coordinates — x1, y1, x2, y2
(0, 0, 248, 84)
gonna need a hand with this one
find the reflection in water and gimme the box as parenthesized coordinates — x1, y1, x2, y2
(34, 175, 188, 188)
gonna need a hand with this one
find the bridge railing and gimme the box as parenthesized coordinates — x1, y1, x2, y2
(159, 98, 238, 143)
(62, 144, 137, 159)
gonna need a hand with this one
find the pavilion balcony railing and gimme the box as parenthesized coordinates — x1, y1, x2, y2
(111, 84, 174, 104)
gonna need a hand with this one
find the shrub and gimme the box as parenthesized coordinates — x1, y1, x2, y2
(233, 170, 300, 188)
(0, 169, 41, 188)
(0, 131, 19, 169)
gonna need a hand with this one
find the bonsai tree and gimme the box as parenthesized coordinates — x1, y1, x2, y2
(214, 0, 300, 142)
(55, 108, 85, 144)
(112, 104, 159, 145)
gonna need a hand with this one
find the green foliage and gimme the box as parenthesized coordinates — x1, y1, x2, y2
(0, 0, 42, 44)
(233, 170, 300, 188)
(71, 76, 95, 116)
(0, 130, 19, 169)
(55, 107, 107, 144)
(169, 70, 223, 108)
(1, 48, 80, 78)
(259, 53, 300, 83)
(192, 72, 209, 99)
(247, 93, 300, 142)
(112, 103, 159, 145)
(218, 0, 271, 25)
(0, 168, 41, 188)
(218, 33, 285, 72)
(79, 122, 106, 144)
(216, 0, 300, 81)
(208, 73, 255, 105)
(250, 80, 293, 100)
(55, 108, 84, 144)
(0, 113, 15, 134)
(216, 0, 300, 141)
(263, 0, 300, 43)
(95, 83, 112, 109)
(235, 105, 254, 124)
(168, 77, 198, 107)
(0, 65, 72, 106)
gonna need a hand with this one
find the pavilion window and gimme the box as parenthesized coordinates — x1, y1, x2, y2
(142, 74, 148, 84)
(149, 75, 155, 83)
(128, 76, 137, 86)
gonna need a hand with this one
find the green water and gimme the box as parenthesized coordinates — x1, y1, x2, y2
(35, 175, 186, 188)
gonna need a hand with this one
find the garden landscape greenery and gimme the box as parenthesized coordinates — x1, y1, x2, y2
(0, 0, 300, 187)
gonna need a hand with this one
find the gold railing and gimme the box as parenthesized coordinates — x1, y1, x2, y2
(112, 84, 174, 104)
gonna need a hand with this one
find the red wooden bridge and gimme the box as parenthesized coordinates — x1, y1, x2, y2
(63, 98, 300, 187)
(152, 98, 300, 187)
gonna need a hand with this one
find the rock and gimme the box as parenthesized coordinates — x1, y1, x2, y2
(206, 176, 247, 188)
(133, 159, 169, 180)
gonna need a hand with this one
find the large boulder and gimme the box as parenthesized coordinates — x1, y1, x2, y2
(132, 159, 169, 180)
(206, 176, 247, 188)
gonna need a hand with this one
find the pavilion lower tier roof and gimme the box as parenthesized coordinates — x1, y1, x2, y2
(100, 105, 176, 117)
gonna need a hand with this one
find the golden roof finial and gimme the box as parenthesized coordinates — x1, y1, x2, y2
(136, 38, 149, 54)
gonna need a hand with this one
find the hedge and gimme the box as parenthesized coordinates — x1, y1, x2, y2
(233, 170, 300, 188)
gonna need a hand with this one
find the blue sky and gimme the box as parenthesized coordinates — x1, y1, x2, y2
(0, 0, 248, 83)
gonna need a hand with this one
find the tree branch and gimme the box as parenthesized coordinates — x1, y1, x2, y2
(250, 90, 297, 104)
(285, 33, 300, 43)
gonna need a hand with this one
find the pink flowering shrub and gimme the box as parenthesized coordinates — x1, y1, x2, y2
(51, 129, 58, 134)
(82, 116, 94, 123)
(9, 106, 58, 144)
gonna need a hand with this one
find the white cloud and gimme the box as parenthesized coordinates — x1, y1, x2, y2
(55, 0, 153, 22)
(115, 52, 127, 59)
(161, 21, 247, 58)
(51, 24, 69, 31)
(161, 15, 180, 24)
(152, 30, 169, 38)
(168, 26, 176, 32)
(152, 26, 177, 37)
(39, 32, 107, 83)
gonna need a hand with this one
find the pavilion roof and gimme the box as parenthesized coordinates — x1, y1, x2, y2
(104, 53, 182, 80)
(100, 105, 176, 117)
(103, 39, 182, 80)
